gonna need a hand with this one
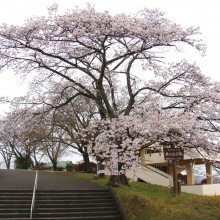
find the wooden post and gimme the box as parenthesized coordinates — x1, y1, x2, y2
(167, 162, 173, 176)
(172, 160, 178, 196)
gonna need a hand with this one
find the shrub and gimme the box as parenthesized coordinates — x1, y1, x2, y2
(35, 162, 46, 169)
(75, 162, 97, 173)
(14, 156, 33, 169)
(65, 162, 77, 172)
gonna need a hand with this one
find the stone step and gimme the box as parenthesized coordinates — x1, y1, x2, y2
(35, 195, 112, 200)
(0, 210, 122, 219)
(5, 216, 122, 220)
(0, 193, 32, 195)
(34, 206, 118, 213)
(0, 204, 31, 208)
(0, 209, 30, 213)
(34, 202, 116, 208)
(0, 190, 32, 192)
(0, 218, 30, 220)
(33, 210, 120, 218)
(33, 215, 122, 220)
(36, 193, 110, 197)
(0, 213, 30, 218)
(0, 200, 31, 204)
(35, 198, 113, 204)
(0, 196, 32, 200)
(36, 189, 109, 193)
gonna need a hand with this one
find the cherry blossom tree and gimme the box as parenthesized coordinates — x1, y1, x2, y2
(49, 96, 99, 172)
(31, 80, 100, 171)
(1, 5, 218, 183)
(0, 108, 42, 169)
(0, 88, 99, 171)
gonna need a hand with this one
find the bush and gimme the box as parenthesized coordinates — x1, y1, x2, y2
(35, 162, 46, 169)
(65, 162, 77, 172)
(14, 156, 33, 169)
(75, 162, 97, 173)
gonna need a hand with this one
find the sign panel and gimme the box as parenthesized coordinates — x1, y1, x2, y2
(110, 149, 119, 175)
(163, 148, 184, 160)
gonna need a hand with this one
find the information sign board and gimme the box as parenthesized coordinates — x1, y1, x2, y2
(163, 148, 184, 160)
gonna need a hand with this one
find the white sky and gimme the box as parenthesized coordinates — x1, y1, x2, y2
(0, 0, 220, 112)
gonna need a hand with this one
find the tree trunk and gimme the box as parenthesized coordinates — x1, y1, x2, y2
(5, 159, 11, 169)
(107, 160, 129, 186)
(82, 149, 90, 172)
(108, 174, 129, 186)
(52, 161, 57, 171)
(0, 148, 12, 169)
(1, 155, 11, 169)
(108, 162, 129, 186)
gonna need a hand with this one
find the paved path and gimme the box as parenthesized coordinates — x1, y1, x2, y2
(0, 169, 104, 190)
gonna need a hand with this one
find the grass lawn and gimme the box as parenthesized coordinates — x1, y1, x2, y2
(60, 171, 220, 220)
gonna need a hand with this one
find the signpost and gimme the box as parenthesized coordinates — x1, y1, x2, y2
(163, 147, 184, 196)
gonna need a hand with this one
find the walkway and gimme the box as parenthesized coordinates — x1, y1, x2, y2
(0, 169, 105, 190)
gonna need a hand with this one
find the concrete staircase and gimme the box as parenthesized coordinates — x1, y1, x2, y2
(0, 189, 32, 219)
(0, 189, 123, 220)
(126, 165, 173, 187)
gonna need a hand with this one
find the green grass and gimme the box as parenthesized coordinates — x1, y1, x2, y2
(54, 171, 220, 220)
(113, 182, 220, 220)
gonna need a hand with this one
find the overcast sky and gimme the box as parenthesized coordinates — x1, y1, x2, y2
(0, 0, 220, 112)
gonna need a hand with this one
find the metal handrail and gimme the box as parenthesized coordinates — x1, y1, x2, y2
(30, 170, 38, 220)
